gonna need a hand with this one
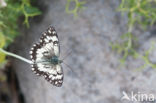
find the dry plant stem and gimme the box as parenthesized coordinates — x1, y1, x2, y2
(0, 48, 32, 64)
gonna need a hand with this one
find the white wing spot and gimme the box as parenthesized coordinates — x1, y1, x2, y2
(52, 76, 56, 80)
(59, 80, 63, 83)
(49, 75, 53, 78)
(46, 36, 52, 41)
(52, 31, 56, 34)
(55, 81, 58, 84)
(33, 44, 36, 47)
(32, 68, 35, 71)
(56, 75, 63, 79)
(52, 36, 58, 42)
(48, 30, 51, 33)
(45, 38, 49, 43)
(54, 46, 59, 56)
(29, 51, 33, 54)
(56, 65, 61, 72)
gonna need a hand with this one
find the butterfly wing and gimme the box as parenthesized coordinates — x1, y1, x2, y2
(42, 63, 63, 87)
(30, 26, 63, 87)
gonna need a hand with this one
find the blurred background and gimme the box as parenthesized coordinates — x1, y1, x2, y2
(0, 0, 156, 103)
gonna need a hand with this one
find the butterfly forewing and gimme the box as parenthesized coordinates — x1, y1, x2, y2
(30, 26, 63, 87)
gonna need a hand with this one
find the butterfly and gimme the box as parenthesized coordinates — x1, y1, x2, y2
(30, 26, 63, 87)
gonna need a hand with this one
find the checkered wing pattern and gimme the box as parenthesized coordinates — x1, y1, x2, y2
(30, 26, 63, 87)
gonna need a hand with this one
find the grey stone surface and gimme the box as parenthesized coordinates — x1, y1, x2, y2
(11, 0, 156, 103)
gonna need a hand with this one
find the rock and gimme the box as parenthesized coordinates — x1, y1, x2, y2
(11, 0, 156, 103)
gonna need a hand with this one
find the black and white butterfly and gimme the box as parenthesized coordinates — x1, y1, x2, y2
(30, 26, 63, 87)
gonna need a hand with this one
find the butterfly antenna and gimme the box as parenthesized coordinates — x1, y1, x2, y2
(61, 50, 73, 61)
(63, 62, 75, 74)
(63, 62, 81, 81)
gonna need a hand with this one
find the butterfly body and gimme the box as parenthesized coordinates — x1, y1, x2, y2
(36, 56, 62, 64)
(30, 26, 63, 87)
(50, 56, 63, 65)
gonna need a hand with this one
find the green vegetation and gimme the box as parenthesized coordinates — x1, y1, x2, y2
(0, 0, 86, 68)
(0, 0, 155, 70)
(111, 0, 156, 69)
(0, 0, 41, 66)
(66, 0, 86, 17)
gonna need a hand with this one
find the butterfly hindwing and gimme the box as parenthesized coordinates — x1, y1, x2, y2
(43, 64, 63, 87)
(30, 26, 63, 87)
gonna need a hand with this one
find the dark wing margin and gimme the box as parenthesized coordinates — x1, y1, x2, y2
(29, 26, 63, 86)
(43, 64, 63, 87)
